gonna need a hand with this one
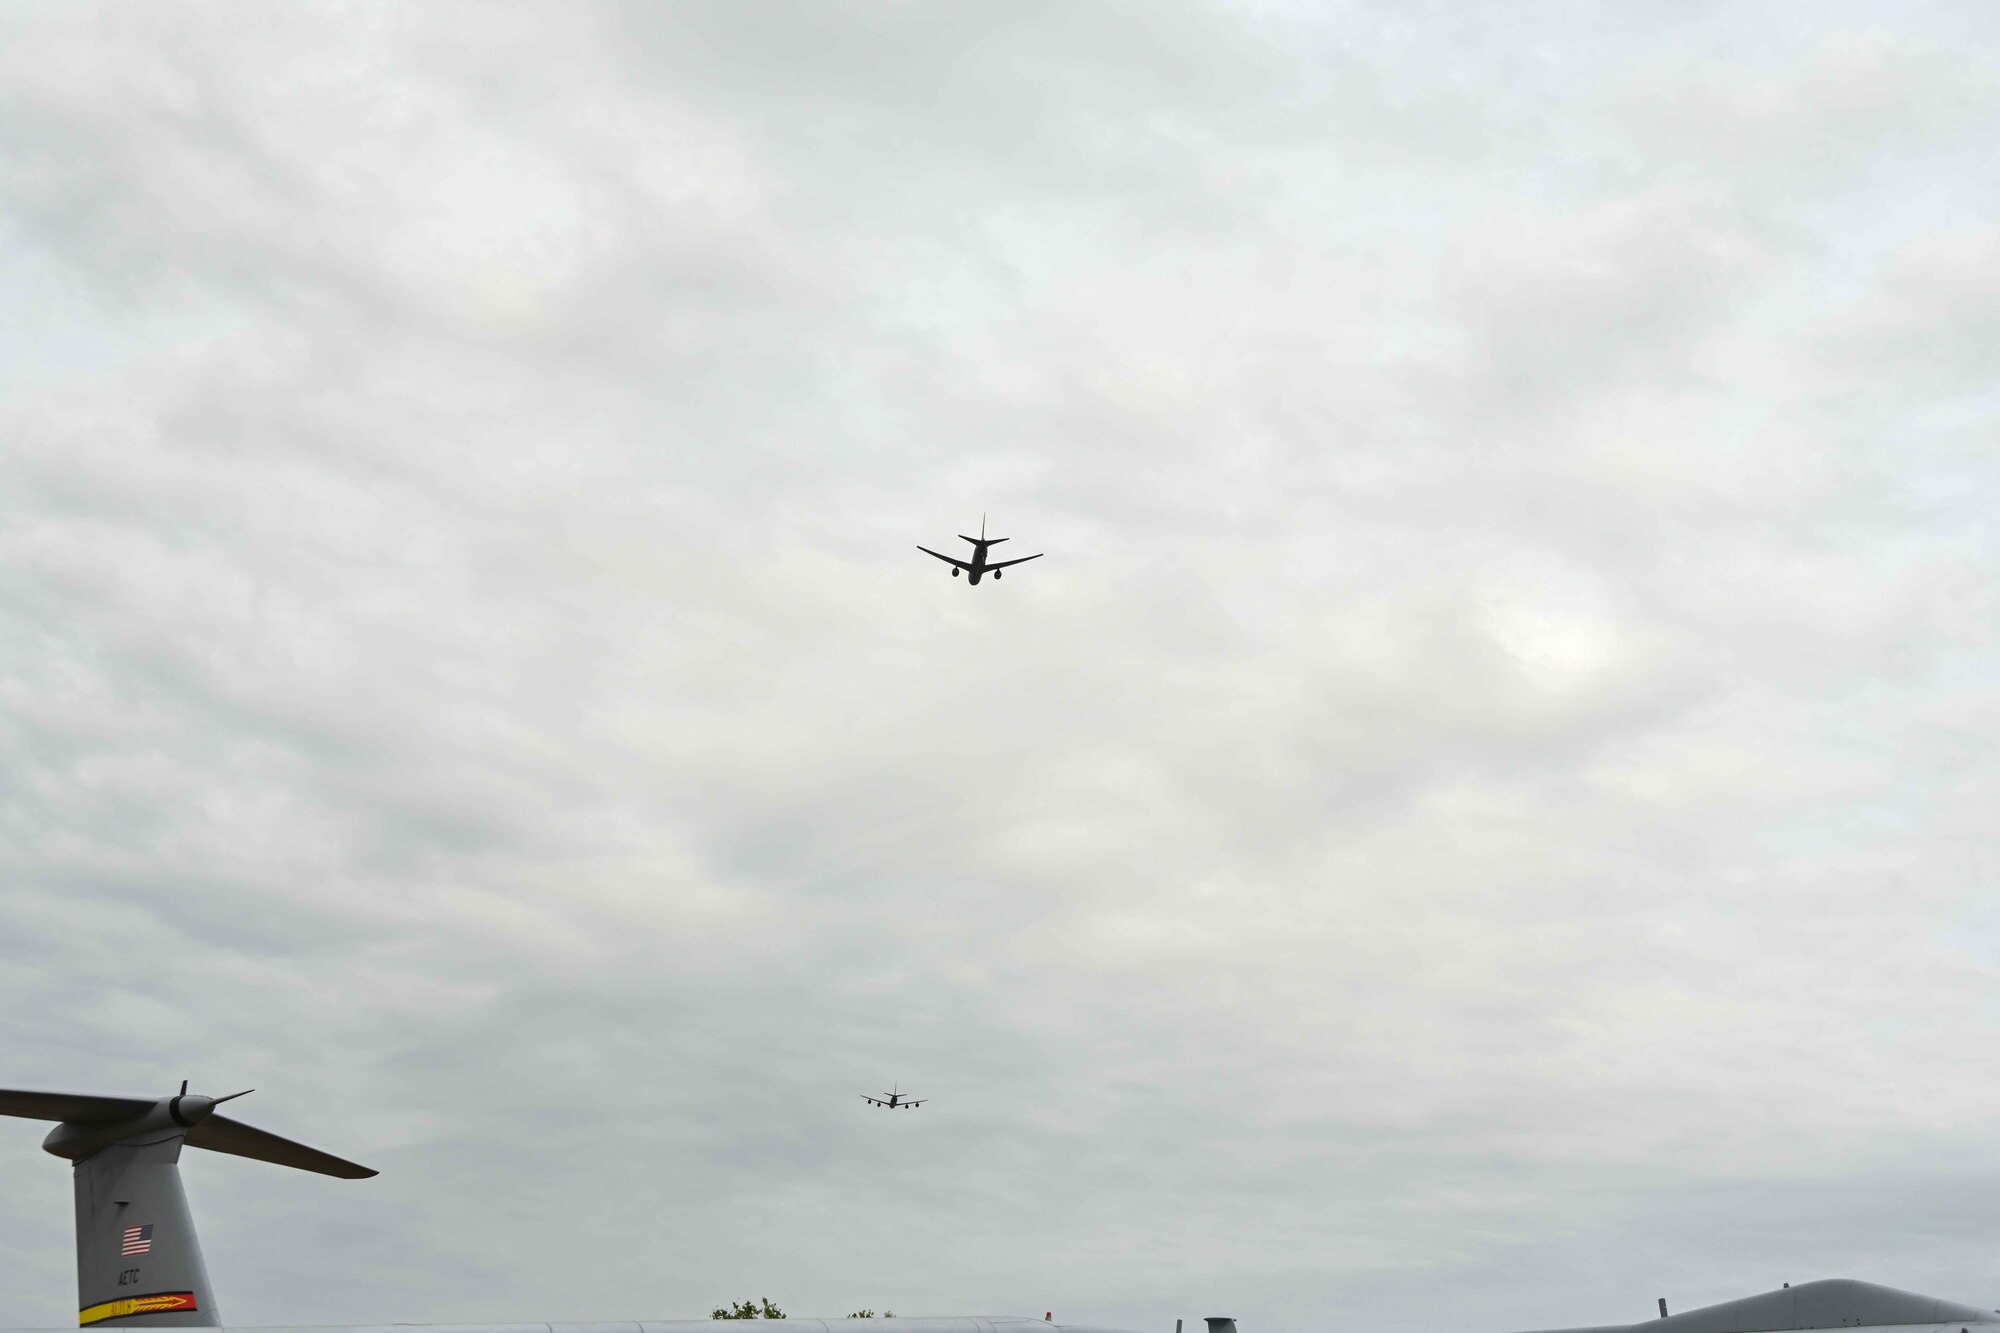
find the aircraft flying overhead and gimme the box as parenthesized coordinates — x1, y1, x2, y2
(862, 1084, 925, 1109)
(918, 515, 1042, 585)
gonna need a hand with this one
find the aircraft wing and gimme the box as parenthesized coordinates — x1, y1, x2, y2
(862, 1095, 887, 1106)
(904, 1099, 926, 1107)
(917, 545, 973, 571)
(985, 553, 1043, 570)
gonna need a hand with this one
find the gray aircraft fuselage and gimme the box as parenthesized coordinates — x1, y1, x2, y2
(1504, 1279, 2000, 1333)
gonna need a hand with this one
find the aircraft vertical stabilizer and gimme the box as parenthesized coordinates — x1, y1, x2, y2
(72, 1133, 216, 1328)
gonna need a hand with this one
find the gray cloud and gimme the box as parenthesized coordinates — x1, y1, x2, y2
(4, 5, 2000, 1333)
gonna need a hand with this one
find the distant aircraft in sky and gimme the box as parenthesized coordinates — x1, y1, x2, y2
(918, 515, 1041, 585)
(862, 1084, 925, 1109)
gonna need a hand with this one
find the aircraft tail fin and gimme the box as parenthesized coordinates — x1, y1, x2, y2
(959, 514, 1008, 547)
(0, 1084, 374, 1327)
(72, 1133, 216, 1327)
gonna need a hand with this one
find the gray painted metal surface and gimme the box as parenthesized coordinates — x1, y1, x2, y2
(70, 1132, 218, 1328)
(1510, 1282, 2000, 1333)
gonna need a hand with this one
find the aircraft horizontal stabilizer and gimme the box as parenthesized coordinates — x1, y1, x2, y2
(186, 1115, 377, 1179)
(0, 1085, 376, 1178)
(0, 1089, 156, 1124)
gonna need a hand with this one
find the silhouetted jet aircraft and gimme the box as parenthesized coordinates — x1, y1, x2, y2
(862, 1084, 925, 1109)
(918, 516, 1041, 585)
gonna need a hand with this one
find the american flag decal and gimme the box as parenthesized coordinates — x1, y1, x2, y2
(120, 1224, 153, 1257)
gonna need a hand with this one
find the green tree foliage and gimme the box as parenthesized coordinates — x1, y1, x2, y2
(711, 1299, 786, 1320)
(846, 1314, 895, 1320)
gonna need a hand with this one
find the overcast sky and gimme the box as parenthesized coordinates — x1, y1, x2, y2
(5, 4, 2000, 1332)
